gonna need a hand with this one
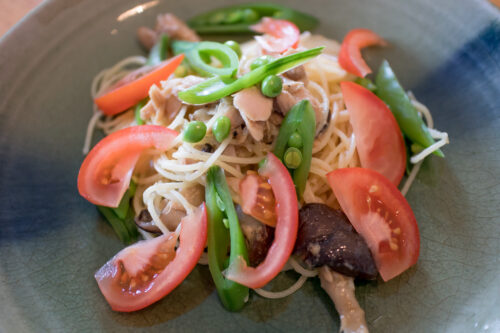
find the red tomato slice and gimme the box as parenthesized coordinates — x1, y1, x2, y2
(239, 171, 277, 227)
(327, 168, 420, 281)
(95, 204, 207, 312)
(78, 125, 178, 207)
(226, 153, 298, 289)
(95, 54, 184, 116)
(338, 28, 386, 77)
(251, 17, 300, 53)
(341, 81, 406, 186)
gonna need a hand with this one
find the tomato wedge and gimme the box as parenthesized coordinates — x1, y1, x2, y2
(251, 17, 300, 53)
(338, 28, 386, 77)
(341, 81, 406, 186)
(95, 204, 207, 312)
(225, 153, 298, 289)
(78, 125, 178, 207)
(327, 168, 420, 281)
(95, 54, 184, 116)
(239, 171, 277, 227)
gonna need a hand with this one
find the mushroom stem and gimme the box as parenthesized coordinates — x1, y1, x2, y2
(318, 266, 369, 333)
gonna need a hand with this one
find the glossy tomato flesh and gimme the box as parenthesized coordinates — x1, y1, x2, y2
(341, 81, 406, 186)
(327, 168, 420, 281)
(95, 204, 207, 312)
(78, 125, 178, 207)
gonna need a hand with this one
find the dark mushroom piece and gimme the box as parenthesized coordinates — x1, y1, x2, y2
(295, 203, 373, 333)
(134, 209, 161, 234)
(294, 203, 377, 280)
(236, 205, 274, 267)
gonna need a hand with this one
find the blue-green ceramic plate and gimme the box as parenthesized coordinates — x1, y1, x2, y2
(0, 0, 499, 332)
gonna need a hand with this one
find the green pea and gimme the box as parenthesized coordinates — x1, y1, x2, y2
(224, 40, 242, 58)
(261, 74, 283, 98)
(224, 10, 244, 24)
(209, 12, 226, 25)
(250, 55, 274, 70)
(213, 116, 231, 142)
(183, 121, 207, 143)
(241, 8, 259, 23)
(288, 132, 303, 149)
(284, 147, 303, 169)
(174, 64, 188, 77)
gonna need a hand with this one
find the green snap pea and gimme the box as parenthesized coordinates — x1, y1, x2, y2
(183, 121, 207, 143)
(250, 55, 274, 70)
(213, 116, 231, 142)
(241, 8, 259, 23)
(186, 41, 240, 78)
(261, 74, 283, 98)
(288, 132, 303, 149)
(134, 98, 147, 125)
(354, 77, 377, 92)
(273, 99, 316, 198)
(187, 3, 319, 34)
(224, 11, 244, 24)
(206, 166, 249, 311)
(224, 40, 242, 58)
(284, 147, 303, 169)
(179, 47, 323, 104)
(375, 60, 444, 157)
(146, 34, 169, 66)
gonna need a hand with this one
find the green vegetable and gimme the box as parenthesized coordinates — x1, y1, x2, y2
(224, 40, 242, 58)
(261, 74, 282, 97)
(284, 147, 302, 169)
(273, 99, 316, 198)
(112, 181, 137, 220)
(183, 121, 207, 143)
(174, 64, 188, 77)
(375, 60, 443, 157)
(179, 47, 324, 104)
(354, 77, 377, 92)
(213, 116, 231, 142)
(185, 41, 240, 78)
(134, 98, 148, 125)
(287, 132, 303, 149)
(250, 55, 274, 70)
(97, 182, 138, 244)
(188, 3, 319, 34)
(171, 40, 198, 55)
(206, 166, 249, 311)
(146, 34, 169, 66)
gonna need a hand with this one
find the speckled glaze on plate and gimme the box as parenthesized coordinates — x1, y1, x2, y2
(0, 0, 499, 332)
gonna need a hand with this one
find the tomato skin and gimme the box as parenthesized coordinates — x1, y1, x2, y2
(251, 17, 300, 53)
(341, 81, 406, 186)
(95, 54, 184, 116)
(327, 168, 420, 281)
(78, 125, 178, 207)
(338, 28, 386, 77)
(225, 153, 298, 289)
(95, 204, 207, 312)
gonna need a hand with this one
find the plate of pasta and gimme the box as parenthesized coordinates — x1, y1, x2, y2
(0, 0, 499, 332)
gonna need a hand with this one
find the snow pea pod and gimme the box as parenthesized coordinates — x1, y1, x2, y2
(206, 166, 249, 311)
(188, 3, 319, 34)
(376, 60, 443, 157)
(273, 100, 316, 199)
(178, 47, 324, 104)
